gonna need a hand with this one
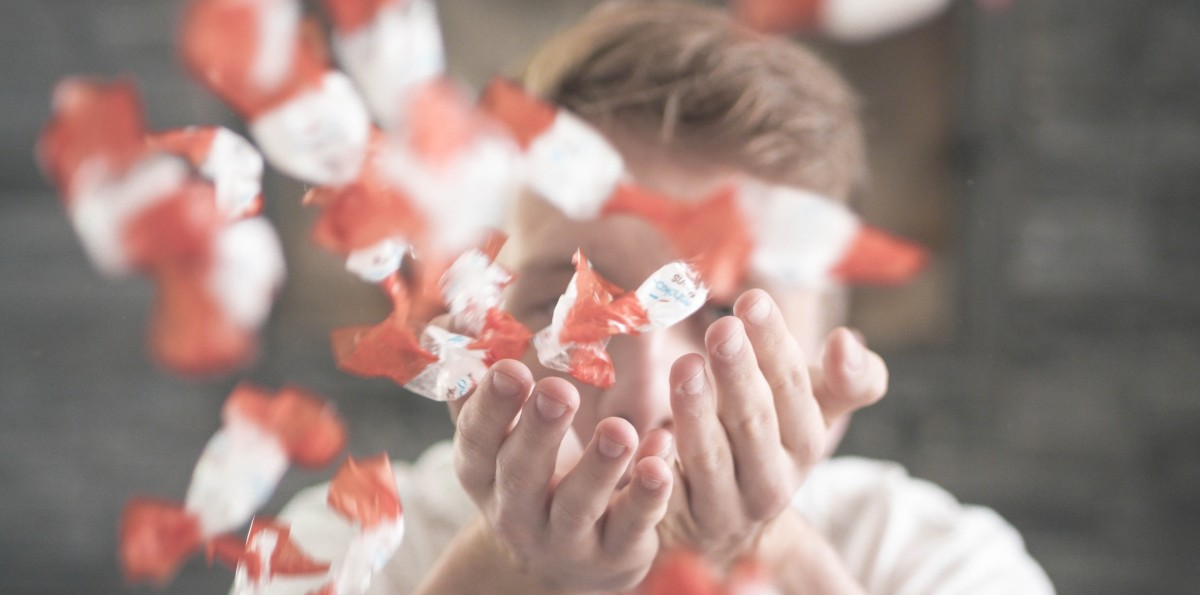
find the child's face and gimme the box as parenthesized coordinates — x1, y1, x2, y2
(504, 140, 838, 443)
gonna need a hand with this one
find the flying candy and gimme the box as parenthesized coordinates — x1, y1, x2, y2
(533, 250, 708, 388)
(333, 242, 531, 401)
(480, 77, 625, 220)
(637, 549, 782, 595)
(120, 384, 346, 585)
(733, 0, 955, 42)
(147, 126, 266, 220)
(323, 0, 446, 129)
(37, 78, 285, 376)
(181, 0, 370, 185)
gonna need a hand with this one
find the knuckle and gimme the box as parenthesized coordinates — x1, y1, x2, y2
(744, 481, 791, 520)
(492, 512, 537, 550)
(730, 407, 776, 442)
(789, 423, 823, 467)
(494, 456, 539, 497)
(551, 495, 592, 531)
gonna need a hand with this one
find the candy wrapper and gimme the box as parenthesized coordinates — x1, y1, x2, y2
(603, 183, 754, 301)
(181, 0, 370, 184)
(534, 250, 707, 388)
(307, 130, 427, 283)
(37, 78, 286, 376)
(735, 180, 926, 288)
(479, 77, 625, 220)
(734, 0, 954, 42)
(234, 455, 405, 595)
(323, 0, 445, 129)
(147, 126, 266, 220)
(381, 79, 524, 260)
(333, 242, 531, 401)
(221, 518, 332, 589)
(120, 384, 346, 585)
(638, 549, 782, 595)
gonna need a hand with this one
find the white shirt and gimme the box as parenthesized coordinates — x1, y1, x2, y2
(271, 441, 1055, 594)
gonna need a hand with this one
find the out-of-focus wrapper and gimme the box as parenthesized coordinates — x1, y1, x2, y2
(147, 126, 266, 220)
(120, 384, 345, 586)
(603, 183, 754, 301)
(145, 205, 285, 377)
(308, 130, 426, 283)
(734, 0, 953, 42)
(312, 454, 405, 595)
(37, 78, 147, 200)
(534, 250, 707, 388)
(229, 518, 331, 593)
(383, 79, 523, 259)
(181, 0, 370, 185)
(479, 78, 624, 220)
(736, 180, 926, 288)
(323, 0, 445, 129)
(37, 78, 286, 376)
(638, 549, 781, 595)
(638, 549, 723, 595)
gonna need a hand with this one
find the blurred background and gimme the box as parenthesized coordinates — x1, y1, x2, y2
(2, 0, 1198, 592)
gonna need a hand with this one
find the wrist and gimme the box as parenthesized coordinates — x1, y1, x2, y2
(754, 510, 866, 595)
(416, 516, 587, 595)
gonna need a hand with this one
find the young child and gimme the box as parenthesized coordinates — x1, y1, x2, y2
(278, 3, 1054, 593)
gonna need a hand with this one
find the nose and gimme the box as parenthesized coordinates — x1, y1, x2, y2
(601, 330, 682, 437)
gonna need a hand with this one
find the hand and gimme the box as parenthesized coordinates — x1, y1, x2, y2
(451, 359, 675, 593)
(658, 289, 888, 567)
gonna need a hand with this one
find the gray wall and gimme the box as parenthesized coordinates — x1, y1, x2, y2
(2, 1, 1198, 593)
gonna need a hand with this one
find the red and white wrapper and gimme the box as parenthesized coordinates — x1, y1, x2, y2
(382, 80, 523, 259)
(480, 78, 624, 220)
(534, 250, 707, 388)
(320, 454, 406, 595)
(147, 126, 266, 220)
(38, 78, 287, 376)
(323, 0, 445, 129)
(120, 384, 346, 586)
(230, 455, 405, 595)
(226, 518, 331, 592)
(734, 0, 954, 41)
(181, 0, 370, 185)
(307, 130, 426, 283)
(638, 549, 781, 595)
(735, 180, 926, 288)
(332, 243, 530, 401)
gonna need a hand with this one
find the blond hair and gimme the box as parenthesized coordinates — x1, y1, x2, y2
(522, 1, 865, 200)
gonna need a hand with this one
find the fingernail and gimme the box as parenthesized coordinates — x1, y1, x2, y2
(535, 391, 566, 420)
(598, 435, 629, 459)
(717, 324, 744, 357)
(680, 370, 705, 396)
(639, 474, 664, 490)
(843, 335, 864, 372)
(744, 296, 770, 325)
(491, 370, 521, 398)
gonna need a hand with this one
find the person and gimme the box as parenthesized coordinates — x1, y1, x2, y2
(277, 3, 1055, 593)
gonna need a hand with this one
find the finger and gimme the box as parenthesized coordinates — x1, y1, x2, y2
(668, 353, 738, 525)
(812, 327, 888, 423)
(549, 417, 638, 538)
(602, 455, 672, 554)
(704, 316, 793, 517)
(494, 377, 580, 532)
(453, 360, 533, 499)
(733, 290, 825, 462)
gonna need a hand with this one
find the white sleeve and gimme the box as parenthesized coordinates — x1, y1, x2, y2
(794, 457, 1055, 595)
(266, 441, 476, 595)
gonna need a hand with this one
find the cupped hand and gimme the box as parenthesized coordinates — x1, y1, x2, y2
(658, 289, 888, 567)
(452, 359, 676, 593)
